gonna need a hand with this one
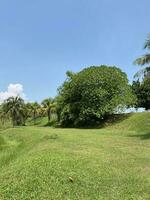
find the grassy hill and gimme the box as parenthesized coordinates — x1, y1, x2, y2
(0, 112, 150, 200)
(105, 112, 150, 132)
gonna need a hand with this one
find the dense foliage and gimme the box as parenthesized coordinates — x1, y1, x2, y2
(132, 75, 150, 110)
(58, 66, 134, 126)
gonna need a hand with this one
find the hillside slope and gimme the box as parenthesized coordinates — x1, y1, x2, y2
(105, 112, 150, 132)
(27, 112, 150, 132)
(0, 112, 149, 200)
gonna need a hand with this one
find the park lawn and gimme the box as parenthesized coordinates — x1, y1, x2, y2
(0, 113, 150, 200)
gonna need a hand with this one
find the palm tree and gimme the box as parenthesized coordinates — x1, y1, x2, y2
(21, 103, 33, 125)
(134, 34, 150, 78)
(29, 102, 41, 125)
(2, 96, 25, 127)
(0, 106, 8, 127)
(54, 95, 64, 122)
(42, 98, 56, 124)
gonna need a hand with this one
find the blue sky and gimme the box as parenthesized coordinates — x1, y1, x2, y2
(0, 0, 149, 102)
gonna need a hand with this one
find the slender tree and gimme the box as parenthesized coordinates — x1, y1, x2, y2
(42, 98, 56, 124)
(54, 95, 64, 123)
(29, 102, 41, 125)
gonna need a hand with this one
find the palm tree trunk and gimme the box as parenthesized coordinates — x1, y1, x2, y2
(12, 112, 16, 127)
(12, 119, 15, 127)
(48, 109, 51, 123)
(34, 111, 36, 125)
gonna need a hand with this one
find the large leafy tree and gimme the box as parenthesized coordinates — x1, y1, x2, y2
(134, 34, 150, 77)
(2, 96, 25, 127)
(42, 98, 56, 124)
(58, 66, 135, 127)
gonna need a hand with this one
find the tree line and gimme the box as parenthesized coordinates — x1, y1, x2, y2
(0, 35, 150, 127)
(0, 97, 56, 127)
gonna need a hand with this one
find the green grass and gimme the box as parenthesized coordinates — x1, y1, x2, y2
(27, 114, 57, 127)
(0, 112, 150, 200)
(26, 116, 48, 126)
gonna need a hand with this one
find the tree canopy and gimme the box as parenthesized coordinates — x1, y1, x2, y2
(58, 66, 134, 127)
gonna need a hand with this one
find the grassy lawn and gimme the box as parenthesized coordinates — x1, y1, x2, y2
(0, 113, 150, 200)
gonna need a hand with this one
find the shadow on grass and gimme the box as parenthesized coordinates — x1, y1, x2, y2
(27, 114, 132, 129)
(76, 113, 132, 129)
(42, 134, 59, 140)
(129, 132, 150, 140)
(43, 120, 57, 127)
(27, 117, 43, 126)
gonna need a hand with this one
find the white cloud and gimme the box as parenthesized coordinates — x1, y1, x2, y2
(0, 83, 26, 104)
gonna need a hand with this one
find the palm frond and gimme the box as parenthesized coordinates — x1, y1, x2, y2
(134, 68, 147, 78)
(134, 54, 150, 66)
(134, 66, 150, 78)
(144, 34, 150, 49)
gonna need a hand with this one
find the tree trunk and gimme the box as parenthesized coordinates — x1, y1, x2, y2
(48, 109, 51, 124)
(34, 111, 36, 125)
(12, 112, 16, 127)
